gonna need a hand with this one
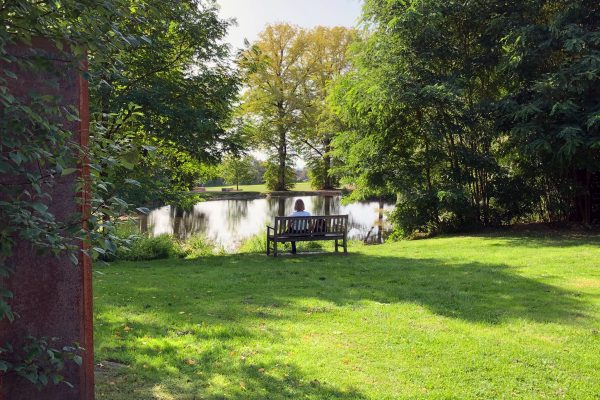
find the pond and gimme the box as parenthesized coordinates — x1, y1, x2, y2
(140, 195, 395, 250)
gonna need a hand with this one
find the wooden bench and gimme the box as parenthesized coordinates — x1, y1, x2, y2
(266, 215, 348, 256)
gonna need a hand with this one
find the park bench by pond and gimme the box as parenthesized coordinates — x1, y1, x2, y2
(266, 215, 348, 256)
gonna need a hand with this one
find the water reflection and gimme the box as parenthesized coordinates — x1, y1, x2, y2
(140, 195, 394, 250)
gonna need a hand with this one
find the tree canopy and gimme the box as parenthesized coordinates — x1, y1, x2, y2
(330, 0, 600, 236)
(239, 24, 355, 190)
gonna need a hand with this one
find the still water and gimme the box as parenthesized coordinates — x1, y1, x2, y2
(140, 195, 394, 250)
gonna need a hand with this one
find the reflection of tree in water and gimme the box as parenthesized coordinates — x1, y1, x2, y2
(311, 195, 337, 215)
(225, 200, 249, 231)
(171, 206, 209, 240)
(377, 197, 384, 244)
(143, 195, 395, 246)
(267, 197, 293, 217)
(139, 214, 148, 233)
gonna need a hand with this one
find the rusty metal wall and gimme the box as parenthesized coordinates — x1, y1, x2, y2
(0, 38, 93, 399)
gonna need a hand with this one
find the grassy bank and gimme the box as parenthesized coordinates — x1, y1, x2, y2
(94, 232, 600, 399)
(203, 182, 313, 193)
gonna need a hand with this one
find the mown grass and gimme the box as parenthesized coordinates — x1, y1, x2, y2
(94, 232, 600, 399)
(204, 182, 314, 193)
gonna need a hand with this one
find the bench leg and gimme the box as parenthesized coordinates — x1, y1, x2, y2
(335, 239, 339, 253)
(266, 235, 270, 256)
(343, 236, 348, 255)
(274, 240, 278, 257)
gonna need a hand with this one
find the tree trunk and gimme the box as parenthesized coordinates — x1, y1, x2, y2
(277, 127, 287, 191)
(377, 196, 384, 244)
(322, 137, 333, 190)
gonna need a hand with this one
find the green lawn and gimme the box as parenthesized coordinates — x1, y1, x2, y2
(204, 181, 314, 193)
(94, 233, 600, 399)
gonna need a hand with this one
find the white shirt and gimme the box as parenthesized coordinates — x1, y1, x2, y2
(290, 211, 311, 217)
(289, 210, 311, 231)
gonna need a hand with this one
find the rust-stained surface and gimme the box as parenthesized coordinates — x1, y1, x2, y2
(0, 38, 93, 399)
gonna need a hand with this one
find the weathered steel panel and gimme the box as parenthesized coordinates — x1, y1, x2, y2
(0, 38, 93, 399)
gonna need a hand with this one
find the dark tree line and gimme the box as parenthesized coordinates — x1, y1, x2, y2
(330, 0, 600, 236)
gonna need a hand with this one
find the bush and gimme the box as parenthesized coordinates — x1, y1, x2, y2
(239, 233, 268, 253)
(116, 234, 184, 261)
(180, 234, 215, 258)
(114, 219, 139, 238)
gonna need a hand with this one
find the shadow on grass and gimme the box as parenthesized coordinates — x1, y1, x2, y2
(471, 230, 600, 248)
(308, 256, 582, 324)
(94, 250, 590, 398)
(159, 252, 587, 325)
(96, 357, 367, 400)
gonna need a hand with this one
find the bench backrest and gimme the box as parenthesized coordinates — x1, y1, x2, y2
(274, 215, 348, 237)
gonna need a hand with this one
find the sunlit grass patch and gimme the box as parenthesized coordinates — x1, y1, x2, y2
(94, 232, 600, 399)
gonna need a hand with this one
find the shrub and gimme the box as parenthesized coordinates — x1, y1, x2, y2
(114, 219, 139, 238)
(180, 234, 214, 258)
(239, 234, 268, 253)
(116, 234, 183, 261)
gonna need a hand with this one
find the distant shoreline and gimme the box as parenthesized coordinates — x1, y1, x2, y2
(194, 189, 345, 201)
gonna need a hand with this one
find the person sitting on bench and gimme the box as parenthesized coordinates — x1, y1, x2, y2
(289, 199, 311, 254)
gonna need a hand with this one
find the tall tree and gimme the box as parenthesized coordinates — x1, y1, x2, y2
(238, 23, 310, 191)
(91, 0, 240, 207)
(219, 154, 254, 190)
(502, 0, 600, 224)
(331, 0, 527, 235)
(299, 26, 355, 189)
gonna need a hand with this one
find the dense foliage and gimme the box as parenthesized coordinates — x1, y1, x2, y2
(331, 0, 600, 236)
(92, 0, 239, 207)
(1, 0, 237, 388)
(297, 27, 355, 190)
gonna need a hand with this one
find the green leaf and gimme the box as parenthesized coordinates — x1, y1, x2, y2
(0, 299, 14, 321)
(4, 70, 17, 80)
(31, 203, 49, 213)
(93, 247, 106, 255)
(73, 355, 82, 366)
(9, 152, 24, 165)
(0, 162, 11, 173)
(38, 373, 48, 386)
(61, 168, 78, 176)
(0, 360, 10, 373)
(68, 252, 79, 266)
(124, 179, 141, 187)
